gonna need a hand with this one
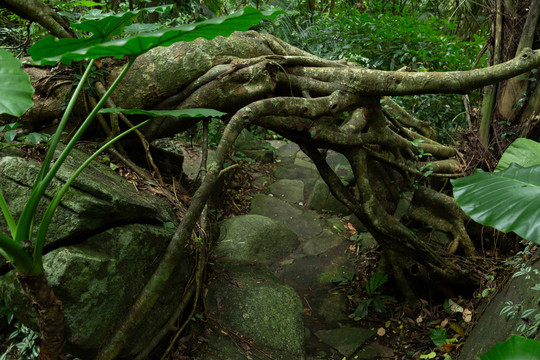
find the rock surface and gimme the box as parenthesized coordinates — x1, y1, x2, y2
(458, 252, 540, 360)
(199, 261, 305, 360)
(201, 140, 382, 359)
(0, 147, 191, 359)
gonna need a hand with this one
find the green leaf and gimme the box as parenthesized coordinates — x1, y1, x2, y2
(452, 164, 540, 244)
(478, 336, 540, 360)
(4, 130, 17, 142)
(0, 49, 34, 116)
(98, 107, 226, 118)
(429, 329, 447, 347)
(29, 6, 283, 64)
(420, 352, 437, 359)
(496, 138, 540, 171)
(29, 5, 174, 63)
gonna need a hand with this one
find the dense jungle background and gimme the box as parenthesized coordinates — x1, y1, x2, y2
(0, 0, 539, 359)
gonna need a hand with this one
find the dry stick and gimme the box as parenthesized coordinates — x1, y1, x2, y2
(94, 81, 165, 186)
(155, 119, 213, 360)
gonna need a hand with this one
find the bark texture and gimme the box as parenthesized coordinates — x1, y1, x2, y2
(16, 273, 65, 360)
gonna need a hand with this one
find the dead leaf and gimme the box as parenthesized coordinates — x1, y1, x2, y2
(416, 315, 423, 323)
(346, 222, 356, 231)
(448, 299, 464, 313)
(449, 322, 465, 336)
(463, 309, 473, 322)
(440, 318, 449, 328)
(443, 342, 455, 353)
(229, 280, 241, 287)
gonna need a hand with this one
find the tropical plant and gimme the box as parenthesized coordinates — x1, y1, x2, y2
(0, 5, 280, 358)
(349, 272, 396, 321)
(452, 138, 540, 358)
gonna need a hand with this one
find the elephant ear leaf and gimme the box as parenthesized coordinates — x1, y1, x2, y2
(478, 335, 540, 360)
(29, 6, 283, 65)
(0, 49, 34, 116)
(496, 138, 540, 171)
(451, 163, 540, 245)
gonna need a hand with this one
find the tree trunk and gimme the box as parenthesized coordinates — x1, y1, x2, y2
(16, 273, 65, 360)
(479, 0, 540, 149)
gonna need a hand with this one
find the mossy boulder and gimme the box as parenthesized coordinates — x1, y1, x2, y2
(199, 261, 305, 359)
(0, 147, 191, 359)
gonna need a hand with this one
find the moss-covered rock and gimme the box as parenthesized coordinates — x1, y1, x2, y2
(199, 261, 305, 359)
(215, 215, 299, 265)
(0, 148, 191, 359)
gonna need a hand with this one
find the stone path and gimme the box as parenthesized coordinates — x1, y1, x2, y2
(192, 138, 390, 359)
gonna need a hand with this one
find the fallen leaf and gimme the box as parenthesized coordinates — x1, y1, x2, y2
(449, 322, 465, 336)
(448, 299, 464, 313)
(463, 309, 473, 322)
(440, 318, 449, 328)
(443, 343, 455, 353)
(416, 315, 423, 323)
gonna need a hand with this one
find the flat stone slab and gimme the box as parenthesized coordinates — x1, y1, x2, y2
(273, 164, 319, 182)
(250, 194, 323, 238)
(315, 326, 374, 357)
(301, 229, 344, 256)
(268, 179, 305, 204)
(215, 215, 299, 265)
(307, 179, 351, 215)
(275, 142, 301, 159)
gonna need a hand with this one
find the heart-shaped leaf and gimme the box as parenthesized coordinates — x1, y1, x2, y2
(29, 5, 174, 63)
(496, 138, 540, 171)
(478, 336, 540, 360)
(29, 6, 282, 64)
(0, 49, 34, 116)
(452, 163, 540, 244)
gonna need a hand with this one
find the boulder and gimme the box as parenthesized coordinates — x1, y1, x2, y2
(458, 251, 540, 360)
(0, 147, 192, 359)
(306, 179, 351, 215)
(198, 261, 305, 359)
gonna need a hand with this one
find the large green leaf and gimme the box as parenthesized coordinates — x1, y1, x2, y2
(29, 5, 174, 63)
(496, 138, 540, 171)
(478, 336, 540, 360)
(451, 163, 540, 244)
(29, 6, 282, 64)
(98, 107, 225, 118)
(0, 49, 34, 116)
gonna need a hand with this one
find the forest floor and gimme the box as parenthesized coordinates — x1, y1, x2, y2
(0, 140, 522, 360)
(155, 140, 517, 360)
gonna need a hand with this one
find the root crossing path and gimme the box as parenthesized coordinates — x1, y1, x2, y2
(195, 140, 394, 360)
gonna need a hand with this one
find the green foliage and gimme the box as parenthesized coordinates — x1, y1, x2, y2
(347, 272, 396, 321)
(453, 138, 540, 357)
(30, 6, 282, 65)
(477, 335, 540, 360)
(452, 139, 540, 244)
(0, 313, 39, 360)
(263, 4, 486, 137)
(0, 50, 34, 117)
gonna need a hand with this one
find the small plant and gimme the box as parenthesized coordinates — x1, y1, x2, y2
(349, 272, 396, 321)
(0, 312, 39, 360)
